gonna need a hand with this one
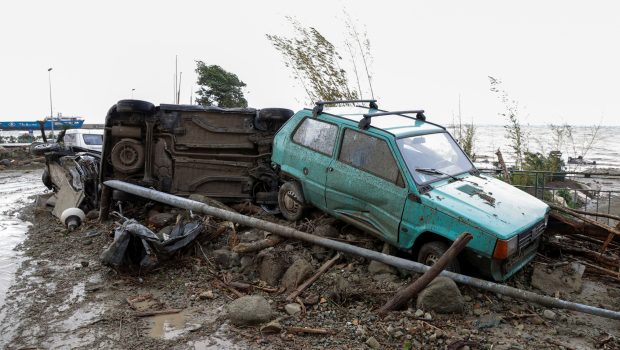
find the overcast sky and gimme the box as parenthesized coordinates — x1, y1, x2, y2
(1, 0, 619, 126)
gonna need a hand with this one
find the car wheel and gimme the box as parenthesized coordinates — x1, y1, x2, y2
(116, 99, 155, 114)
(417, 241, 461, 273)
(255, 108, 294, 131)
(42, 168, 53, 190)
(278, 181, 306, 221)
(31, 142, 60, 156)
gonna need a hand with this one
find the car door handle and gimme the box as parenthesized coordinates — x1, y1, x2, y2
(327, 167, 334, 172)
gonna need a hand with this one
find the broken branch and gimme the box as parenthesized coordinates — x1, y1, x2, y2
(133, 309, 183, 317)
(378, 232, 472, 316)
(286, 326, 336, 335)
(232, 235, 283, 253)
(287, 253, 340, 302)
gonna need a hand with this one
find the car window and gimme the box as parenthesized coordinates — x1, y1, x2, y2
(292, 118, 338, 156)
(339, 129, 402, 185)
(83, 134, 103, 145)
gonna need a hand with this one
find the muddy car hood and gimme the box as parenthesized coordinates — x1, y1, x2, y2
(424, 174, 549, 239)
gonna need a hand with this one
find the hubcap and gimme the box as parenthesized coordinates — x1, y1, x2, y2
(283, 190, 300, 213)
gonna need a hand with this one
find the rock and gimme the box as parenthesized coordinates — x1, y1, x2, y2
(472, 313, 502, 329)
(424, 312, 432, 320)
(365, 336, 381, 349)
(259, 253, 285, 286)
(281, 258, 313, 292)
(531, 263, 585, 294)
(543, 309, 556, 320)
(285, 303, 302, 315)
(213, 248, 239, 269)
(199, 290, 215, 300)
(327, 275, 351, 302)
(314, 224, 339, 238)
(260, 320, 282, 334)
(147, 212, 175, 228)
(86, 210, 99, 220)
(226, 295, 272, 325)
(80, 260, 89, 267)
(416, 277, 464, 314)
(414, 309, 424, 318)
(304, 293, 319, 305)
(0, 159, 10, 166)
(368, 243, 398, 276)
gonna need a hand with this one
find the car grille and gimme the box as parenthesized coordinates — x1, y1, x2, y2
(517, 220, 545, 250)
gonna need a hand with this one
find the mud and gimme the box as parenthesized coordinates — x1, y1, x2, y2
(1, 169, 620, 349)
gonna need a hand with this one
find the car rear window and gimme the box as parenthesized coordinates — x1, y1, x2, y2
(83, 134, 103, 145)
(292, 118, 338, 156)
(339, 129, 401, 185)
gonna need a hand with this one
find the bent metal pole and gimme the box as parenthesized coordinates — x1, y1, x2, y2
(103, 180, 620, 320)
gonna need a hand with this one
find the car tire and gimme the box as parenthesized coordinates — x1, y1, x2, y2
(42, 168, 53, 190)
(255, 108, 294, 131)
(116, 99, 155, 114)
(278, 181, 306, 221)
(31, 142, 60, 156)
(417, 241, 461, 273)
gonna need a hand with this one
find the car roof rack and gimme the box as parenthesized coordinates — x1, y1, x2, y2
(358, 110, 426, 130)
(312, 99, 378, 118)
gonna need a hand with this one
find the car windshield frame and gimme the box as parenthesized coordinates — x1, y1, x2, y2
(396, 131, 475, 186)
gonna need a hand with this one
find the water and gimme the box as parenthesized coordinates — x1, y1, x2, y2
(0, 170, 46, 305)
(463, 125, 620, 169)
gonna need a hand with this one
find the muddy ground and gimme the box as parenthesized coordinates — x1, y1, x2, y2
(1, 170, 620, 349)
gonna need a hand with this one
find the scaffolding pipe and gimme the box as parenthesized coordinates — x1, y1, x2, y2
(103, 180, 620, 320)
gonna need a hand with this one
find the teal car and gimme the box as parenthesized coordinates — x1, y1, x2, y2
(271, 100, 549, 281)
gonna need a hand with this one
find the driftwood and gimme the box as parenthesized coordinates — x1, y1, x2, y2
(495, 149, 511, 184)
(546, 239, 619, 268)
(547, 202, 620, 237)
(378, 232, 473, 316)
(286, 326, 336, 335)
(232, 235, 283, 253)
(134, 308, 183, 317)
(286, 253, 340, 302)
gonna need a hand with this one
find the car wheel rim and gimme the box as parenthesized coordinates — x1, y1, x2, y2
(284, 190, 300, 213)
(425, 253, 440, 266)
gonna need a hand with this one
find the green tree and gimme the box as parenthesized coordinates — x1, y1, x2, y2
(489, 76, 527, 169)
(195, 61, 248, 108)
(267, 17, 358, 102)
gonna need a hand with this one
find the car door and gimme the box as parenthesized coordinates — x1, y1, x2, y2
(285, 117, 339, 209)
(326, 128, 408, 245)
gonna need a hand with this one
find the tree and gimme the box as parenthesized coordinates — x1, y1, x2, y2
(489, 76, 527, 169)
(195, 61, 248, 108)
(267, 17, 359, 103)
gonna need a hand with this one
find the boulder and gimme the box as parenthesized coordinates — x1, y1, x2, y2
(281, 258, 313, 292)
(259, 253, 285, 286)
(284, 303, 302, 315)
(314, 224, 339, 238)
(368, 243, 397, 276)
(531, 262, 585, 294)
(147, 212, 175, 229)
(416, 277, 464, 314)
(226, 295, 272, 325)
(212, 248, 239, 269)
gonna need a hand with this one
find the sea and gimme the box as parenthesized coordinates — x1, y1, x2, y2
(1, 125, 619, 170)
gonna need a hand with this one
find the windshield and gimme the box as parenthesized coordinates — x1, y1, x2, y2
(396, 132, 473, 184)
(82, 134, 103, 145)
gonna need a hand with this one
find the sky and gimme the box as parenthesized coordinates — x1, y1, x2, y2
(1, 0, 619, 126)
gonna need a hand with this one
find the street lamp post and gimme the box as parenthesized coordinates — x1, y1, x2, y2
(47, 67, 54, 137)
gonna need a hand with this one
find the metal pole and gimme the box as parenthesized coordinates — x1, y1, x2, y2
(47, 67, 54, 137)
(103, 179, 620, 321)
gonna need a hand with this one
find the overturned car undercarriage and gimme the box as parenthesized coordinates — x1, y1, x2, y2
(100, 100, 293, 207)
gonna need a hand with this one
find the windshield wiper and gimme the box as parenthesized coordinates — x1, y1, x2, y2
(415, 168, 461, 182)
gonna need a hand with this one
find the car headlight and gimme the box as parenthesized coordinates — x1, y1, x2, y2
(493, 236, 518, 260)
